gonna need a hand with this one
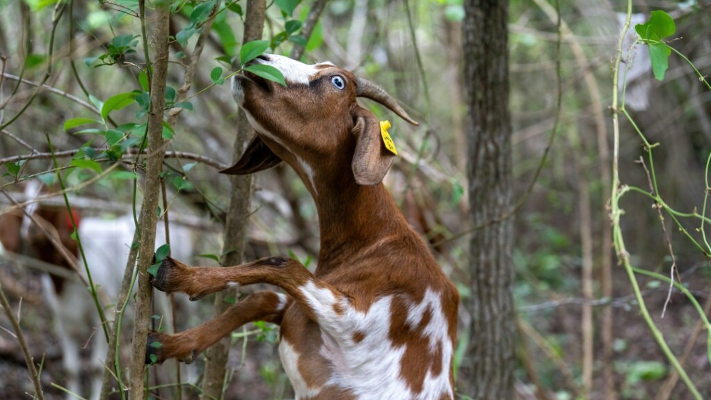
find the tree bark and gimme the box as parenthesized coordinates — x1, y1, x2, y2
(199, 1, 266, 398)
(461, 1, 515, 399)
(129, 2, 171, 398)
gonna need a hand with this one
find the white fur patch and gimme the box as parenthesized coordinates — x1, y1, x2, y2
(255, 54, 320, 85)
(276, 293, 289, 311)
(290, 282, 453, 400)
(231, 76, 245, 104)
(279, 339, 322, 399)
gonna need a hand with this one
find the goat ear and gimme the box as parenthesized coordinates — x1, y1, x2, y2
(351, 111, 395, 185)
(219, 136, 282, 175)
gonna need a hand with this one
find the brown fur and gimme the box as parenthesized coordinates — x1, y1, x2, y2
(147, 58, 459, 399)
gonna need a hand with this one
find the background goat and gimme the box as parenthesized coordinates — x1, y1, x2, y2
(0, 182, 197, 400)
(146, 55, 460, 400)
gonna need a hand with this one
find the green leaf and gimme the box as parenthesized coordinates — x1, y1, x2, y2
(37, 172, 57, 186)
(635, 10, 676, 42)
(305, 21, 322, 51)
(139, 71, 150, 91)
(5, 161, 22, 178)
(110, 171, 138, 180)
(226, 3, 242, 15)
(101, 92, 137, 120)
(212, 20, 238, 56)
(64, 118, 101, 131)
(149, 353, 158, 364)
(89, 94, 104, 111)
(244, 64, 286, 86)
(105, 129, 125, 146)
(176, 28, 198, 47)
(150, 341, 163, 348)
(147, 263, 160, 276)
(215, 55, 233, 65)
(285, 20, 302, 35)
(162, 121, 174, 140)
(223, 296, 236, 304)
(84, 56, 100, 67)
(173, 101, 193, 110)
(70, 159, 102, 174)
(182, 162, 197, 172)
(240, 40, 270, 65)
(165, 86, 176, 102)
(172, 176, 193, 191)
(190, 0, 215, 25)
(70, 229, 78, 241)
(288, 35, 307, 47)
(649, 42, 671, 81)
(24, 54, 46, 69)
(274, 0, 300, 16)
(211, 66, 223, 82)
(155, 244, 170, 261)
(198, 253, 220, 262)
(73, 128, 106, 136)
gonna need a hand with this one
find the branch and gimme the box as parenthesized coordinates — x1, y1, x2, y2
(0, 149, 228, 170)
(129, 1, 171, 397)
(0, 73, 99, 115)
(0, 282, 46, 400)
(289, 0, 329, 60)
(200, 1, 265, 397)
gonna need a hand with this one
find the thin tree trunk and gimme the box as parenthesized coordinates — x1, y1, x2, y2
(461, 1, 515, 398)
(129, 2, 171, 398)
(199, 1, 266, 398)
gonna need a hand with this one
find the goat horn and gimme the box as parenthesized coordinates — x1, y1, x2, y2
(356, 77, 419, 126)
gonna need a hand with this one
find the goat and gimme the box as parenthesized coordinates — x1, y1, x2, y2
(146, 54, 460, 400)
(0, 183, 195, 400)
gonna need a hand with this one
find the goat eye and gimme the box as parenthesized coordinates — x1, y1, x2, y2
(331, 76, 345, 90)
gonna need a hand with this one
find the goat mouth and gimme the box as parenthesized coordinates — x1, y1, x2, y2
(239, 71, 271, 92)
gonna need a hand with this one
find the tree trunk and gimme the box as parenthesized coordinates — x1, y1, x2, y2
(461, 1, 515, 399)
(199, 1, 266, 398)
(129, 1, 171, 398)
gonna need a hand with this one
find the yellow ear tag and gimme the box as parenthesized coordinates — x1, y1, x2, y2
(380, 120, 397, 155)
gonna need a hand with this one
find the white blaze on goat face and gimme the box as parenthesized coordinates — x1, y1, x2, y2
(253, 54, 334, 85)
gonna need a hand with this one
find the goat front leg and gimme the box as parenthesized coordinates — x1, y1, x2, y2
(146, 291, 289, 364)
(152, 256, 352, 331)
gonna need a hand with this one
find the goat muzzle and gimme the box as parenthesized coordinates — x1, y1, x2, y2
(356, 77, 419, 126)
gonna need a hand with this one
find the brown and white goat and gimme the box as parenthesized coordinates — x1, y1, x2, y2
(146, 54, 460, 400)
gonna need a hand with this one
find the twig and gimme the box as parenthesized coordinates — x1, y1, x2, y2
(1, 129, 37, 152)
(289, 0, 329, 60)
(0, 73, 99, 114)
(0, 149, 228, 170)
(637, 156, 679, 318)
(0, 190, 88, 288)
(0, 1, 67, 131)
(0, 283, 46, 400)
(654, 293, 711, 400)
(0, 161, 123, 217)
(47, 133, 111, 342)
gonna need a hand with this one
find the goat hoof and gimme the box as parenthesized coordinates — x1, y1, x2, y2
(151, 257, 179, 293)
(145, 331, 166, 365)
(182, 351, 195, 364)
